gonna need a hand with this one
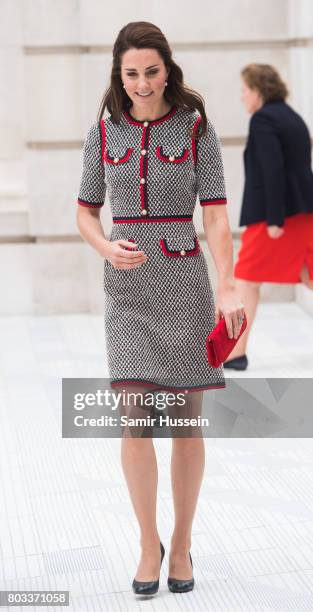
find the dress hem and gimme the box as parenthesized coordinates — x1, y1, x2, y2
(109, 379, 226, 393)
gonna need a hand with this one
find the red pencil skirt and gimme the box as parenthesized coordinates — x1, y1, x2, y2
(234, 212, 313, 283)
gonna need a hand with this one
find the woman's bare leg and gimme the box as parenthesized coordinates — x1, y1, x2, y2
(224, 278, 261, 361)
(300, 263, 313, 290)
(120, 385, 162, 581)
(169, 390, 205, 579)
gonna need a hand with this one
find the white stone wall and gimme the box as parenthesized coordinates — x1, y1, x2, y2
(0, 0, 312, 314)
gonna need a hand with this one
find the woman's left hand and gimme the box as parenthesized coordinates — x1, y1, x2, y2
(267, 225, 285, 238)
(215, 284, 246, 339)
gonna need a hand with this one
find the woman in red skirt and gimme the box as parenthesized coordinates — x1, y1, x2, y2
(224, 64, 313, 370)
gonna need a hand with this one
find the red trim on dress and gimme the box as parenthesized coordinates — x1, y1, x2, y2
(103, 147, 133, 164)
(77, 199, 103, 208)
(140, 128, 147, 212)
(192, 116, 202, 164)
(156, 146, 189, 163)
(112, 215, 193, 224)
(122, 105, 178, 127)
(200, 198, 227, 206)
(159, 236, 200, 257)
(110, 379, 225, 392)
(100, 119, 106, 162)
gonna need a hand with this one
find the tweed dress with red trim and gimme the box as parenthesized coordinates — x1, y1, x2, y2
(77, 105, 228, 392)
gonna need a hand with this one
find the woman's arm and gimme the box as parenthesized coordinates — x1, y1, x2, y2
(194, 116, 245, 338)
(76, 122, 111, 257)
(250, 112, 286, 228)
(203, 205, 244, 339)
(76, 122, 147, 268)
(202, 204, 234, 289)
(76, 205, 147, 269)
(76, 206, 110, 257)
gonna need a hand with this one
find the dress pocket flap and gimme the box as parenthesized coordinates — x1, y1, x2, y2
(156, 146, 189, 163)
(104, 147, 134, 164)
(160, 236, 200, 257)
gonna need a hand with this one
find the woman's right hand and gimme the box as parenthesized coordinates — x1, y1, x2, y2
(101, 239, 148, 269)
(267, 225, 285, 239)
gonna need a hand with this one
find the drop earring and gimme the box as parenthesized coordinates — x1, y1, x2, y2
(165, 81, 168, 86)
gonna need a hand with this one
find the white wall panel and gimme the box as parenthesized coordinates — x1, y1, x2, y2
(25, 55, 81, 141)
(288, 47, 313, 136)
(22, 0, 80, 46)
(0, 245, 32, 314)
(31, 242, 89, 314)
(288, 0, 313, 38)
(80, 0, 287, 46)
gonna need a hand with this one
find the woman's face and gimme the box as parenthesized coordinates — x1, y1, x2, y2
(120, 47, 169, 108)
(241, 79, 263, 114)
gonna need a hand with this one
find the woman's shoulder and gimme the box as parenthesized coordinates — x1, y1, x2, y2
(177, 106, 205, 126)
(180, 107, 218, 137)
(250, 100, 289, 128)
(184, 107, 204, 123)
(249, 106, 277, 133)
(83, 121, 102, 148)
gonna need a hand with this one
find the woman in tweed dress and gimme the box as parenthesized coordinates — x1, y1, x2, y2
(76, 22, 245, 595)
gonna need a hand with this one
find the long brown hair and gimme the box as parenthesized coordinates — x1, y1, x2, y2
(97, 21, 207, 138)
(241, 63, 289, 103)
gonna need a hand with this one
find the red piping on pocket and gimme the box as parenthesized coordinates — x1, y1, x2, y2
(159, 236, 200, 257)
(156, 146, 189, 163)
(104, 148, 134, 164)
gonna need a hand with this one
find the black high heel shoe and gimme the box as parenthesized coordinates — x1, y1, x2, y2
(132, 541, 165, 595)
(168, 550, 195, 593)
(223, 354, 248, 370)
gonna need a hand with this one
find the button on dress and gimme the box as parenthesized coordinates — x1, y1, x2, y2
(77, 105, 228, 392)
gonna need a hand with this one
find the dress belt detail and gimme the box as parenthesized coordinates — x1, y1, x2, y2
(112, 215, 193, 224)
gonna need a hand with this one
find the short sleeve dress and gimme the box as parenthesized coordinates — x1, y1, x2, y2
(77, 104, 228, 392)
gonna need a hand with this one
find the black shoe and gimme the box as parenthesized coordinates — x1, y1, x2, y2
(168, 551, 195, 593)
(223, 354, 248, 370)
(132, 541, 165, 595)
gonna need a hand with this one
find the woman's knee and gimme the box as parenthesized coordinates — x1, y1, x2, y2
(172, 437, 204, 454)
(121, 436, 154, 456)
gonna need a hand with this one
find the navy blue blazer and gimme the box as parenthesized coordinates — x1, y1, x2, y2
(239, 99, 313, 227)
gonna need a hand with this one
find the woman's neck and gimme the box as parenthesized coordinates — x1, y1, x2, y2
(128, 99, 172, 122)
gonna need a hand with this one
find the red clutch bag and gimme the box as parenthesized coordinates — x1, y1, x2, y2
(206, 314, 247, 368)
